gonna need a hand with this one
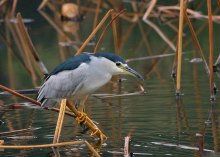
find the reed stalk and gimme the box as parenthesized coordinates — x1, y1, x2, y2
(53, 99, 66, 143)
(14, 22, 38, 86)
(76, 9, 114, 55)
(217, 0, 220, 10)
(17, 13, 48, 75)
(5, 26, 16, 89)
(207, 0, 215, 100)
(93, 0, 101, 29)
(0, 0, 7, 7)
(94, 10, 125, 53)
(183, 10, 209, 74)
(84, 141, 101, 157)
(142, 0, 157, 20)
(176, 0, 184, 95)
(124, 136, 131, 157)
(0, 84, 75, 117)
(11, 0, 17, 17)
(66, 101, 107, 141)
(0, 141, 84, 149)
(111, 12, 119, 54)
(38, 0, 49, 10)
(143, 19, 176, 52)
(3, 20, 32, 75)
(0, 140, 100, 157)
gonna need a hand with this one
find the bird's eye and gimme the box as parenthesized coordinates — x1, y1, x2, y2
(116, 62, 121, 66)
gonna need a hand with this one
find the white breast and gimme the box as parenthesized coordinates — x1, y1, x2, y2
(78, 56, 114, 94)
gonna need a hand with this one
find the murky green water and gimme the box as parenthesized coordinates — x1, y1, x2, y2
(1, 1, 220, 157)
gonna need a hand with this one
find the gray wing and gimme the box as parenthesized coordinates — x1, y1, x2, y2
(37, 67, 86, 108)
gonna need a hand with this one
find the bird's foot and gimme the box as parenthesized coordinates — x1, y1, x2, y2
(90, 127, 107, 143)
(75, 111, 87, 124)
(75, 111, 107, 143)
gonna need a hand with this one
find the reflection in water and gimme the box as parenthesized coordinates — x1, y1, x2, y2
(1, 0, 220, 157)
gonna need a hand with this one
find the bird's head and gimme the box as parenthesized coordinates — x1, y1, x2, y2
(94, 53, 144, 81)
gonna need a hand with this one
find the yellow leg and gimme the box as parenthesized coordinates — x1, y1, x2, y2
(75, 110, 107, 142)
(67, 97, 107, 143)
(78, 95, 88, 112)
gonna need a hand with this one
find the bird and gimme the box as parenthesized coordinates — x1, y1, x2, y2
(37, 52, 144, 110)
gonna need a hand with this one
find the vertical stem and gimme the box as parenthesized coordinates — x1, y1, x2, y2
(142, 0, 157, 20)
(53, 99, 66, 143)
(76, 9, 114, 55)
(207, 0, 214, 100)
(176, 0, 184, 94)
(93, 0, 101, 29)
(38, 0, 49, 10)
(111, 12, 119, 54)
(11, 0, 17, 17)
(17, 13, 48, 76)
(5, 25, 16, 89)
(124, 136, 131, 157)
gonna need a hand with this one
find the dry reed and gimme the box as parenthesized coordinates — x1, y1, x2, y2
(176, 0, 185, 95)
(53, 99, 66, 143)
(76, 9, 114, 55)
(94, 9, 125, 53)
(207, 0, 215, 100)
(17, 13, 48, 75)
(0, 84, 75, 117)
(0, 140, 100, 156)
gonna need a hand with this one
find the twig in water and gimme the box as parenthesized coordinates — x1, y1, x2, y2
(0, 127, 40, 136)
(124, 136, 132, 157)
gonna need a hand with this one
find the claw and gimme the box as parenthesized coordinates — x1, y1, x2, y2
(75, 112, 87, 124)
(90, 128, 107, 142)
(75, 111, 107, 143)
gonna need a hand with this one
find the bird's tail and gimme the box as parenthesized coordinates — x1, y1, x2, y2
(41, 99, 58, 108)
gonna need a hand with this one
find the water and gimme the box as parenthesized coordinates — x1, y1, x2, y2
(1, 1, 220, 157)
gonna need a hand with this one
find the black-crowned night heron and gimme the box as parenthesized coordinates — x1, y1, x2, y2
(37, 52, 144, 140)
(37, 52, 144, 108)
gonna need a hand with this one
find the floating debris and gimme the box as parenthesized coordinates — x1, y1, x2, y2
(0, 127, 41, 136)
(7, 136, 37, 140)
(151, 142, 214, 152)
(189, 58, 203, 63)
(59, 41, 95, 47)
(0, 18, 34, 23)
(108, 151, 152, 156)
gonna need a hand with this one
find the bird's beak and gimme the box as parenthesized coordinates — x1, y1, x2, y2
(123, 65, 144, 81)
